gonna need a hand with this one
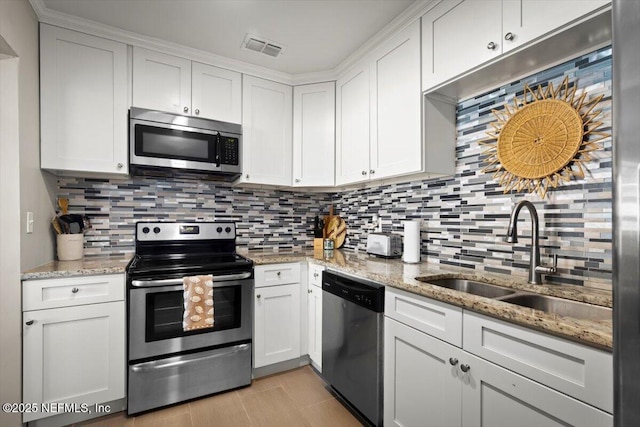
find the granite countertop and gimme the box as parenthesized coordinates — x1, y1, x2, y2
(22, 248, 612, 350)
(242, 248, 613, 350)
(21, 255, 132, 280)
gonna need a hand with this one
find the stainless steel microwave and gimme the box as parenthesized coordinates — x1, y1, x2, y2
(129, 108, 242, 180)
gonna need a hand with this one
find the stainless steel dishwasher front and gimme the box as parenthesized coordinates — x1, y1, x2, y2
(322, 270, 384, 427)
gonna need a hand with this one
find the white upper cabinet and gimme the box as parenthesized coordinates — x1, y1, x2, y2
(133, 47, 192, 115)
(422, 0, 610, 91)
(422, 0, 502, 91)
(240, 75, 293, 186)
(370, 20, 422, 180)
(501, 0, 610, 53)
(133, 47, 241, 123)
(292, 82, 336, 187)
(191, 62, 242, 123)
(40, 24, 128, 176)
(335, 64, 371, 186)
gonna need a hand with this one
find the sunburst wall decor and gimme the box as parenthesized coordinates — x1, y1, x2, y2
(480, 76, 609, 198)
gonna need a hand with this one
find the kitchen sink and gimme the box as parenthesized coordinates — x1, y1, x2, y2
(499, 294, 612, 321)
(416, 277, 516, 298)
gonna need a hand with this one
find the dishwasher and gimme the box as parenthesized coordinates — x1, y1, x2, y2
(322, 270, 384, 427)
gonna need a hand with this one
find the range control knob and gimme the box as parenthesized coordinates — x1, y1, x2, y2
(153, 227, 161, 234)
(225, 227, 232, 233)
(142, 227, 150, 234)
(216, 227, 223, 233)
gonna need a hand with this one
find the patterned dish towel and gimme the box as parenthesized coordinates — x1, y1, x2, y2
(183, 275, 214, 331)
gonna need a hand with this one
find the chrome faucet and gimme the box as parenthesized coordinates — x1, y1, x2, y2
(505, 200, 557, 285)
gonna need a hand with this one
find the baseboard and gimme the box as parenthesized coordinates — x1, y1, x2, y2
(252, 355, 310, 379)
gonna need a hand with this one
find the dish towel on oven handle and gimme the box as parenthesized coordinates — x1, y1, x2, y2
(183, 275, 214, 331)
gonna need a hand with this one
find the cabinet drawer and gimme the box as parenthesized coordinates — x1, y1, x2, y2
(23, 274, 125, 311)
(463, 311, 613, 413)
(308, 263, 325, 288)
(254, 263, 301, 288)
(385, 287, 463, 347)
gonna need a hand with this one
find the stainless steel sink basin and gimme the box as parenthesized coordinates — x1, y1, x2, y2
(500, 294, 612, 321)
(416, 277, 516, 298)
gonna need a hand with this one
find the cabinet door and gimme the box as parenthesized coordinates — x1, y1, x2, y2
(502, 0, 610, 53)
(22, 302, 125, 422)
(191, 62, 242, 123)
(307, 285, 323, 370)
(40, 24, 128, 175)
(132, 47, 191, 115)
(422, 0, 502, 91)
(335, 65, 371, 185)
(384, 317, 462, 427)
(253, 284, 301, 368)
(292, 82, 336, 187)
(461, 352, 612, 427)
(370, 20, 422, 180)
(241, 76, 293, 186)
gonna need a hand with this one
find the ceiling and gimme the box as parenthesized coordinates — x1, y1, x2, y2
(40, 0, 416, 75)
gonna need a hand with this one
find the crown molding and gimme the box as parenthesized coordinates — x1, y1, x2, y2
(29, 0, 434, 86)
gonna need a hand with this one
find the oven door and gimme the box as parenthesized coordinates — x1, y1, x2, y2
(128, 272, 253, 361)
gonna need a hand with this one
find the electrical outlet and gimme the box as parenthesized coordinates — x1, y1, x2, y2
(26, 212, 34, 234)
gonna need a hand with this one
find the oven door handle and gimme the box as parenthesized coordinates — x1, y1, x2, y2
(130, 344, 250, 372)
(131, 272, 252, 287)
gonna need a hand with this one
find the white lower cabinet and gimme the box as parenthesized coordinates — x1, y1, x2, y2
(22, 275, 125, 423)
(384, 287, 612, 427)
(253, 264, 302, 368)
(307, 263, 324, 370)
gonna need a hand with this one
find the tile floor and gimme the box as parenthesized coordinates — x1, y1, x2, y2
(73, 366, 364, 427)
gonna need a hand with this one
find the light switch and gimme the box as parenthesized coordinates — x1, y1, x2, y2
(26, 211, 34, 234)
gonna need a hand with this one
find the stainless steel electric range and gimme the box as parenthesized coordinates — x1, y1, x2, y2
(126, 222, 254, 415)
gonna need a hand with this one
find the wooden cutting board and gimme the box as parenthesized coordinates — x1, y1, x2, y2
(323, 206, 347, 248)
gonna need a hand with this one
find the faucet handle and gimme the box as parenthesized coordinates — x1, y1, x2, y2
(535, 254, 557, 275)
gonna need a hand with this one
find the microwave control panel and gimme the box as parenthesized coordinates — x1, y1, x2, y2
(219, 137, 239, 165)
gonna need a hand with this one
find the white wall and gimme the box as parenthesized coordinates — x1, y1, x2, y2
(1, 0, 57, 273)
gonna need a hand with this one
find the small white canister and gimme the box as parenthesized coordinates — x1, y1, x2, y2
(402, 220, 421, 264)
(57, 234, 84, 261)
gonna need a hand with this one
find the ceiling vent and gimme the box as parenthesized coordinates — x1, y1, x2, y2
(242, 34, 286, 58)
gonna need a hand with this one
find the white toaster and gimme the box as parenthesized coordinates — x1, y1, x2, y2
(366, 233, 402, 258)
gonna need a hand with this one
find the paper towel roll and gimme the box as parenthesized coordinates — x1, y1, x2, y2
(403, 220, 421, 264)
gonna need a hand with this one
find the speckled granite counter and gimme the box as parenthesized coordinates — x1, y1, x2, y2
(21, 255, 132, 280)
(241, 248, 613, 350)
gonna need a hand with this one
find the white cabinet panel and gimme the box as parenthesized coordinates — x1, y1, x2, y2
(502, 0, 610, 53)
(308, 263, 324, 289)
(23, 274, 124, 311)
(192, 62, 242, 123)
(22, 302, 125, 422)
(385, 317, 463, 427)
(253, 283, 301, 368)
(255, 263, 301, 288)
(307, 284, 323, 370)
(40, 24, 128, 175)
(241, 76, 293, 186)
(335, 65, 371, 185)
(132, 47, 192, 115)
(293, 82, 336, 187)
(462, 352, 612, 427)
(370, 20, 422, 179)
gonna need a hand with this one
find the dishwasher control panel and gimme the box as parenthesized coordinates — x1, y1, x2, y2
(322, 270, 384, 312)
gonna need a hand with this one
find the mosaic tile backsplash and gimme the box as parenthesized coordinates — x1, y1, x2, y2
(57, 46, 612, 289)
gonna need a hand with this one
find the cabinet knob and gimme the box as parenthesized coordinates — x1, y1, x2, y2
(277, 271, 281, 277)
(370, 169, 375, 175)
(449, 357, 458, 366)
(256, 294, 261, 299)
(313, 272, 319, 278)
(295, 178, 301, 183)
(361, 170, 367, 176)
(504, 32, 515, 41)
(246, 174, 250, 179)
(183, 106, 189, 113)
(308, 289, 312, 294)
(117, 163, 123, 169)
(25, 320, 34, 326)
(460, 364, 471, 373)
(71, 287, 79, 294)
(195, 109, 200, 115)
(487, 41, 497, 50)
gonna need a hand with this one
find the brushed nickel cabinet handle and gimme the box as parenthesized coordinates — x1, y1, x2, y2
(504, 32, 515, 41)
(487, 41, 497, 50)
(71, 287, 79, 293)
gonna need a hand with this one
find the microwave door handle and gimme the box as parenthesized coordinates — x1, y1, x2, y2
(215, 132, 221, 167)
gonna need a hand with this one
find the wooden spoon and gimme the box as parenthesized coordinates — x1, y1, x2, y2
(58, 198, 69, 215)
(51, 217, 63, 235)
